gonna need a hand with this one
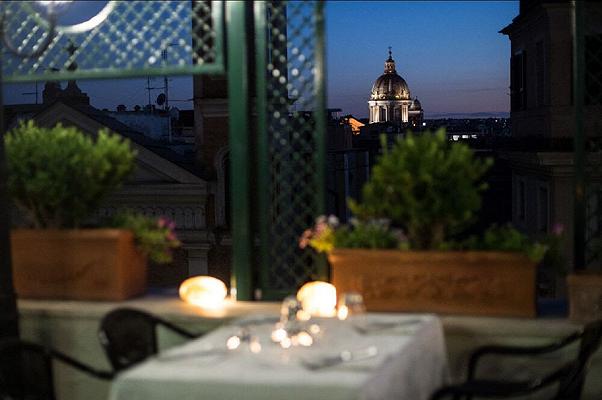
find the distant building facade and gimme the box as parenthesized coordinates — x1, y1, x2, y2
(325, 110, 369, 222)
(501, 0, 602, 274)
(368, 49, 423, 127)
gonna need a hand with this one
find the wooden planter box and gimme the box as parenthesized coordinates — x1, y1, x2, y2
(567, 273, 602, 323)
(329, 249, 537, 317)
(11, 229, 146, 301)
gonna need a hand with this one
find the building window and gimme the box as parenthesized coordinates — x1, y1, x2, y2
(517, 177, 526, 222)
(511, 51, 527, 111)
(537, 183, 549, 233)
(535, 40, 545, 107)
(379, 107, 386, 122)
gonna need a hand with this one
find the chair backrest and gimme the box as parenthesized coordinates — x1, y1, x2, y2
(0, 339, 56, 400)
(555, 319, 602, 400)
(98, 308, 161, 372)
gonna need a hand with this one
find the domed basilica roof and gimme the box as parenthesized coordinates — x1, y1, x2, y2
(370, 49, 411, 101)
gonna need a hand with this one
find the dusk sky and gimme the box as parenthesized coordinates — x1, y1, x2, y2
(4, 1, 519, 118)
(326, 1, 519, 118)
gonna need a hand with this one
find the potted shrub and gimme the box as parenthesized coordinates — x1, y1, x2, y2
(6, 122, 180, 300)
(301, 130, 549, 317)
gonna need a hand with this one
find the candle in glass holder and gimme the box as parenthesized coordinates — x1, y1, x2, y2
(296, 281, 337, 317)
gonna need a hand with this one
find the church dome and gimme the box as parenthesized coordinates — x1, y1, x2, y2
(410, 97, 422, 110)
(370, 50, 411, 100)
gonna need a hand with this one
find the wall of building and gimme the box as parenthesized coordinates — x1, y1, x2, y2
(108, 112, 171, 141)
(506, 2, 602, 139)
(193, 75, 229, 180)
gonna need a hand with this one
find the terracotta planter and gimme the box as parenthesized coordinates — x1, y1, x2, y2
(567, 273, 602, 323)
(329, 249, 537, 317)
(11, 229, 146, 301)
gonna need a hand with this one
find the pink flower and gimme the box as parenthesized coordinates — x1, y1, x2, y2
(299, 229, 312, 249)
(158, 217, 176, 230)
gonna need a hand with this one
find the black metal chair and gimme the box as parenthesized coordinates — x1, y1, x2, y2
(98, 307, 201, 372)
(0, 338, 113, 400)
(430, 319, 602, 400)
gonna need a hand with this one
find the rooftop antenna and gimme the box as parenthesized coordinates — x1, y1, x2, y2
(146, 77, 162, 110)
(161, 43, 178, 110)
(145, 43, 178, 111)
(22, 66, 57, 104)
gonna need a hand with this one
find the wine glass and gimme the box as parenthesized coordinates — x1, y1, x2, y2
(337, 291, 367, 329)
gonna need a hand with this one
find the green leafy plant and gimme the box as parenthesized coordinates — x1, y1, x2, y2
(447, 225, 549, 262)
(109, 213, 181, 264)
(349, 129, 492, 249)
(300, 130, 554, 261)
(6, 122, 136, 228)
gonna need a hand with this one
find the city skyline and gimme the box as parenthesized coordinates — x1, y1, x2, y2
(326, 1, 519, 118)
(3, 1, 519, 118)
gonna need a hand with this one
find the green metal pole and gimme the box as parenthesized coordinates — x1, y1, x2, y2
(572, 0, 585, 272)
(313, 1, 328, 280)
(254, 1, 270, 300)
(0, 51, 20, 338)
(226, 0, 253, 300)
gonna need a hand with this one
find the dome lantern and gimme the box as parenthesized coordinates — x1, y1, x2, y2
(384, 46, 396, 74)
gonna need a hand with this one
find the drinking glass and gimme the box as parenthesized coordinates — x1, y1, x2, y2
(337, 292, 367, 328)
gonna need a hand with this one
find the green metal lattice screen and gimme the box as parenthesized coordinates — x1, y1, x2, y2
(1, 0, 224, 82)
(0, 0, 327, 301)
(255, 1, 326, 299)
(582, 1, 602, 270)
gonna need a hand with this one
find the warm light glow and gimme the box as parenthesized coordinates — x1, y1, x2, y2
(226, 336, 241, 350)
(297, 331, 313, 347)
(296, 310, 311, 321)
(337, 305, 349, 320)
(271, 327, 287, 343)
(280, 337, 292, 349)
(309, 324, 321, 335)
(249, 339, 262, 354)
(179, 276, 227, 310)
(296, 281, 337, 317)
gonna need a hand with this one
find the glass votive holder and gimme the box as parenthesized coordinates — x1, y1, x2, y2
(337, 291, 367, 324)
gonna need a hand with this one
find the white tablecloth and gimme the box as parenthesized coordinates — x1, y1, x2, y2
(109, 314, 449, 400)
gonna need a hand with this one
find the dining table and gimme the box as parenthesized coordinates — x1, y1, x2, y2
(109, 313, 449, 400)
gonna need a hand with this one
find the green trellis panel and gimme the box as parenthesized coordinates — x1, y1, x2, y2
(255, 1, 327, 300)
(582, 1, 602, 269)
(0, 0, 327, 300)
(1, 0, 224, 82)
